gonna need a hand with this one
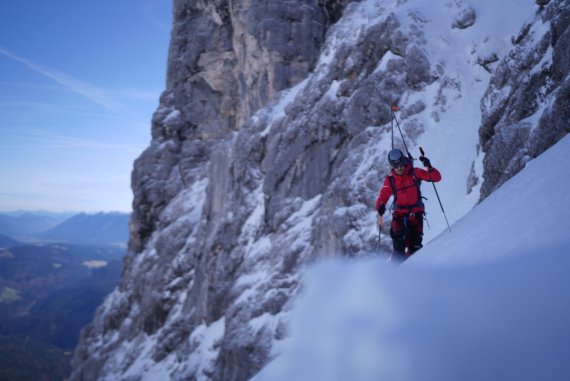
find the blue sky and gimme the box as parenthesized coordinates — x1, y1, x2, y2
(0, 1, 171, 212)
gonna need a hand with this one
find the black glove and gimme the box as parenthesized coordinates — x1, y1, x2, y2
(420, 156, 432, 169)
(377, 204, 386, 216)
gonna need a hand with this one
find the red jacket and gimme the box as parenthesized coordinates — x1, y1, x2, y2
(375, 163, 442, 216)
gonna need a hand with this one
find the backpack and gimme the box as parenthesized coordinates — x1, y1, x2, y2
(387, 159, 425, 210)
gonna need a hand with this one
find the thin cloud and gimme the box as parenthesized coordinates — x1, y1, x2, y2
(0, 46, 123, 110)
(0, 100, 147, 123)
(0, 100, 114, 117)
(3, 127, 146, 154)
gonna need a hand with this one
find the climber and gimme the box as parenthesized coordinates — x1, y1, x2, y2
(375, 148, 441, 262)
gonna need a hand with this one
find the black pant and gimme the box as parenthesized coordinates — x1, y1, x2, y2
(390, 212, 423, 261)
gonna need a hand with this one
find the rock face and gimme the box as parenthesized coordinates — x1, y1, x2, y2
(71, 1, 570, 381)
(128, 0, 348, 255)
(479, 0, 570, 199)
(72, 1, 352, 380)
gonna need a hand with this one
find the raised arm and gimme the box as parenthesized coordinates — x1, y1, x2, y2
(414, 167, 441, 182)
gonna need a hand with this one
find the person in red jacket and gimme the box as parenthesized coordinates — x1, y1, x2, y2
(375, 148, 442, 261)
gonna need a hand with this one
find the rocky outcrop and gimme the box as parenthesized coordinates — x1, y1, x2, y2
(71, 1, 570, 381)
(72, 1, 352, 381)
(129, 0, 348, 255)
(479, 0, 570, 199)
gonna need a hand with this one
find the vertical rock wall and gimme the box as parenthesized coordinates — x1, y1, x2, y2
(71, 1, 570, 381)
(72, 1, 351, 381)
(479, 0, 570, 198)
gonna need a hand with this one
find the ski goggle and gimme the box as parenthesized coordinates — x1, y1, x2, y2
(392, 161, 405, 169)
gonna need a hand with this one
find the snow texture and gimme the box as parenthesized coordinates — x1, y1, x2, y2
(71, 1, 570, 380)
(253, 132, 570, 381)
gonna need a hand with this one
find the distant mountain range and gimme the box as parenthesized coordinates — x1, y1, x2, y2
(0, 234, 19, 249)
(0, 210, 129, 380)
(0, 211, 130, 245)
(0, 212, 68, 238)
(39, 212, 130, 245)
(0, 242, 125, 380)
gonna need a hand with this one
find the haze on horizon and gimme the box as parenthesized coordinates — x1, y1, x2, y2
(0, 1, 172, 213)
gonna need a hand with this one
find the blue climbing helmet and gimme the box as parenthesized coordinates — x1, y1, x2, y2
(388, 148, 405, 168)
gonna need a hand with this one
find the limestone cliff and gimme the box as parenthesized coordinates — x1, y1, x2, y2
(479, 0, 570, 198)
(71, 1, 569, 380)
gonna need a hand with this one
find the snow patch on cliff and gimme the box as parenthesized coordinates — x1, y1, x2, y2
(253, 122, 570, 381)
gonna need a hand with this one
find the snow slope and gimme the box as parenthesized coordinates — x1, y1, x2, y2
(70, 0, 564, 379)
(351, 0, 538, 241)
(252, 134, 570, 380)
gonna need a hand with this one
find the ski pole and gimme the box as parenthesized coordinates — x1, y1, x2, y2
(390, 106, 398, 149)
(420, 147, 451, 233)
(377, 215, 383, 254)
(391, 105, 412, 160)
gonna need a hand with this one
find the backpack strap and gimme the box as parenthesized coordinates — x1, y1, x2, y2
(388, 166, 425, 210)
(408, 166, 423, 202)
